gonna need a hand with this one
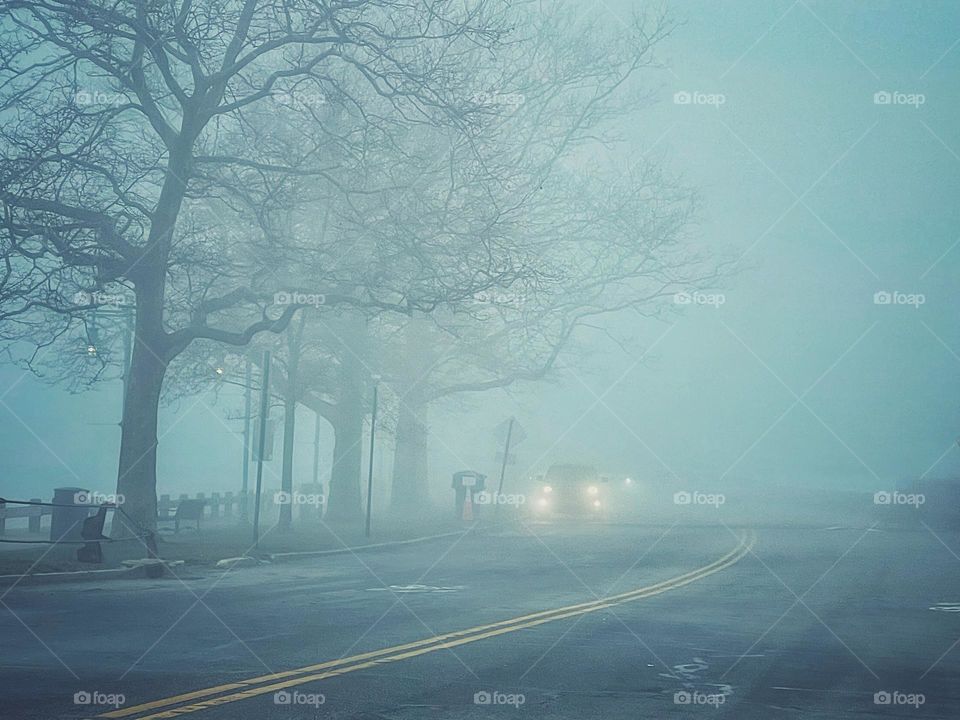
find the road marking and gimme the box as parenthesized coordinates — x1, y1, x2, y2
(102, 531, 755, 720)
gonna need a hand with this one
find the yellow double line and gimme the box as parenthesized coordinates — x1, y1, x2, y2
(101, 530, 755, 719)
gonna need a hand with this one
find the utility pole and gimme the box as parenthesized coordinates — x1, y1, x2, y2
(495, 417, 515, 518)
(252, 350, 271, 549)
(312, 410, 322, 486)
(241, 357, 252, 521)
(364, 377, 380, 538)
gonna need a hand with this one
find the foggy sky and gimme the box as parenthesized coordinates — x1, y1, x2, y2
(2, 0, 959, 503)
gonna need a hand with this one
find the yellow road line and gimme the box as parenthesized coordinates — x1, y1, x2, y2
(102, 530, 755, 720)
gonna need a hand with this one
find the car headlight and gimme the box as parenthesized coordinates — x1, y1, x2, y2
(592, 500, 601, 509)
(587, 485, 598, 496)
(542, 485, 553, 494)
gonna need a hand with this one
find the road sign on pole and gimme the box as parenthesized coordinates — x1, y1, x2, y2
(495, 418, 526, 446)
(494, 418, 518, 518)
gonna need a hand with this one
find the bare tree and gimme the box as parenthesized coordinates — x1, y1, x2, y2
(380, 159, 730, 512)
(0, 0, 527, 530)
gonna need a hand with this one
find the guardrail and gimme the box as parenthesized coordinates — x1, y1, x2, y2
(0, 490, 275, 535)
(0, 499, 47, 534)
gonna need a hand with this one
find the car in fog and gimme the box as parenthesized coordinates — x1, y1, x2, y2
(530, 464, 608, 519)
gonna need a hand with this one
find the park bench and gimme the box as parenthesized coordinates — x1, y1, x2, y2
(158, 498, 206, 532)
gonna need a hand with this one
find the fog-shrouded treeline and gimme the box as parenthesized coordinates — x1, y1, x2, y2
(0, 0, 727, 529)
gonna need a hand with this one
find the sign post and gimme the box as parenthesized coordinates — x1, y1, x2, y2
(364, 378, 380, 538)
(252, 350, 271, 549)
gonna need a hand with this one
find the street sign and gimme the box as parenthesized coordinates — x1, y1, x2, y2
(495, 419, 526, 445)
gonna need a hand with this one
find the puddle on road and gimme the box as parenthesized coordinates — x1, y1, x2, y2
(366, 584, 464, 594)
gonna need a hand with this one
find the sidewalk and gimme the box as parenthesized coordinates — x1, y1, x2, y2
(0, 514, 468, 578)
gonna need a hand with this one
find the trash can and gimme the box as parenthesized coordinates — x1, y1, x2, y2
(50, 487, 93, 543)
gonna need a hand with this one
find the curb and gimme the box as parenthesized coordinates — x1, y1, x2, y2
(266, 530, 467, 563)
(0, 565, 147, 588)
(0, 531, 468, 587)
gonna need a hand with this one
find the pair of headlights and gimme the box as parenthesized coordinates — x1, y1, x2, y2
(536, 485, 601, 509)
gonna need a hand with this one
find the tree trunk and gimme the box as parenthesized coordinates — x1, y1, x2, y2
(111, 322, 167, 535)
(324, 313, 367, 523)
(326, 403, 364, 522)
(111, 146, 189, 536)
(279, 317, 305, 530)
(279, 389, 297, 530)
(391, 399, 430, 514)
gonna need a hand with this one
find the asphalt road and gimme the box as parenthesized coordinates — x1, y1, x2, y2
(3, 521, 960, 719)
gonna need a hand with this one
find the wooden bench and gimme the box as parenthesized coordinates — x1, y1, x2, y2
(158, 498, 206, 532)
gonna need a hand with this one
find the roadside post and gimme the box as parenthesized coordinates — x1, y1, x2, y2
(364, 376, 380, 538)
(493, 418, 526, 518)
(252, 350, 271, 549)
(241, 356, 252, 521)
